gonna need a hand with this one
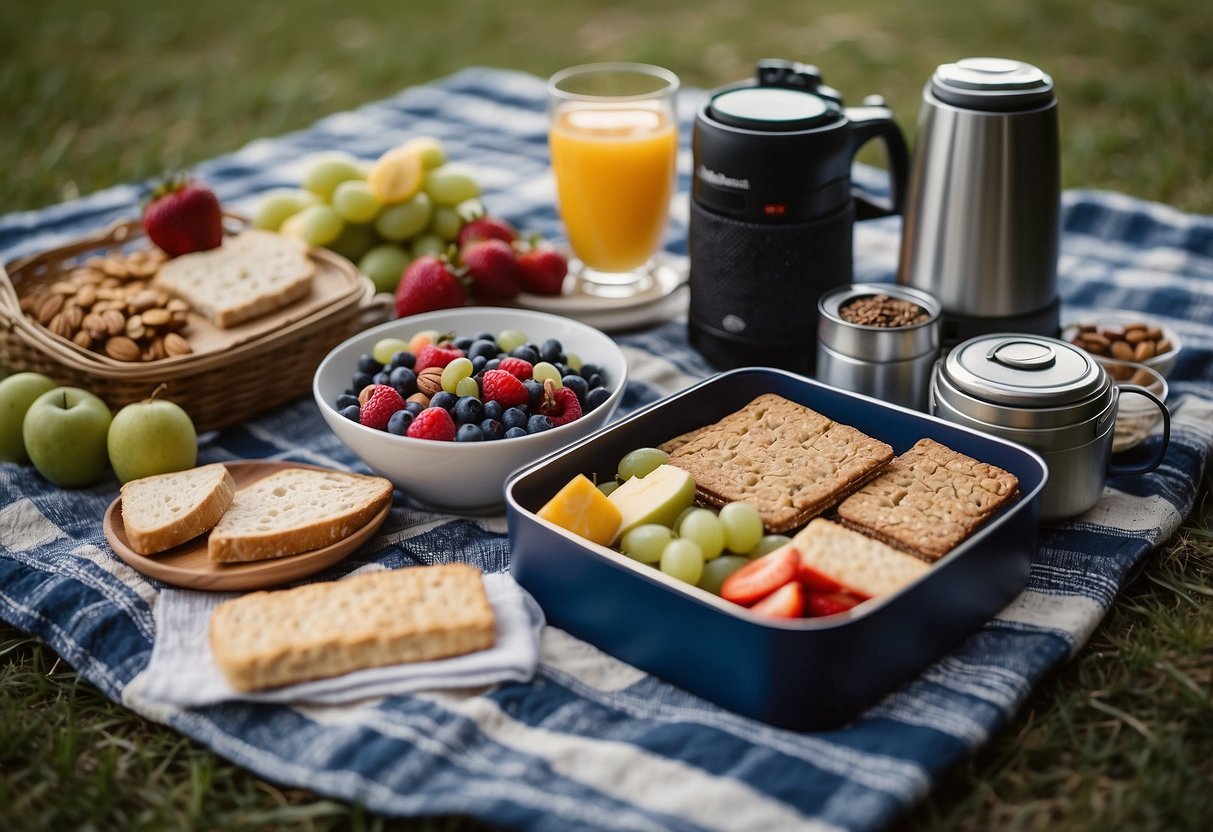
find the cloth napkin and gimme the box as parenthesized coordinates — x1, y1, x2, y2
(130, 568, 544, 707)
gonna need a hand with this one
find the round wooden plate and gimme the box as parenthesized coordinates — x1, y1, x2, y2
(103, 460, 392, 591)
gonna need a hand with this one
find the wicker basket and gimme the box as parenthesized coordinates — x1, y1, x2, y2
(0, 218, 391, 433)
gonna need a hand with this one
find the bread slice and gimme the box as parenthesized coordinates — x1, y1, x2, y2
(208, 468, 393, 563)
(209, 563, 496, 691)
(790, 518, 931, 599)
(120, 463, 236, 555)
(153, 230, 315, 328)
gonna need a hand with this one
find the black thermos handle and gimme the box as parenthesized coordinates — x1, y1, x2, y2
(845, 100, 909, 220)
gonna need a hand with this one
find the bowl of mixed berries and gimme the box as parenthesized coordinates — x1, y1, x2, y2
(313, 307, 628, 512)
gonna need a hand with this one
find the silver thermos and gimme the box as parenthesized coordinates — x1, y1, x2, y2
(898, 58, 1061, 345)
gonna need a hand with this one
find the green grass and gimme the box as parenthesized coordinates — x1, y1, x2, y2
(2, 1, 1212, 830)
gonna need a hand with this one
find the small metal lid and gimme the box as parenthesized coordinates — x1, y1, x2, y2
(931, 57, 1054, 111)
(709, 87, 840, 131)
(939, 333, 1109, 417)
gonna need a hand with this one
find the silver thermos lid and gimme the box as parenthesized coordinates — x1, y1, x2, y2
(930, 57, 1054, 111)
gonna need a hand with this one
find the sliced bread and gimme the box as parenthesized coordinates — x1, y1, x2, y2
(207, 468, 393, 563)
(120, 463, 237, 555)
(208, 563, 496, 692)
(153, 229, 315, 328)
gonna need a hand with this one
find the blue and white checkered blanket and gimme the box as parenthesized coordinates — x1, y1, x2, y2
(2, 68, 1211, 832)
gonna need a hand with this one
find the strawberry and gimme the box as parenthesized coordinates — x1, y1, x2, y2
(394, 255, 466, 318)
(456, 215, 518, 248)
(795, 560, 843, 594)
(406, 406, 456, 441)
(805, 591, 863, 618)
(750, 580, 805, 619)
(516, 247, 568, 296)
(497, 356, 533, 381)
(414, 343, 465, 372)
(539, 378, 582, 427)
(461, 238, 521, 299)
(358, 384, 405, 431)
(720, 545, 800, 607)
(481, 369, 528, 408)
(141, 173, 223, 257)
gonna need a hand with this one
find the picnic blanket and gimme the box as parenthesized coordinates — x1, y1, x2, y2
(2, 67, 1212, 832)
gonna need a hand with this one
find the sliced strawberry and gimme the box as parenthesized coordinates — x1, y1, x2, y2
(749, 580, 805, 618)
(805, 591, 863, 618)
(720, 545, 800, 607)
(796, 560, 843, 594)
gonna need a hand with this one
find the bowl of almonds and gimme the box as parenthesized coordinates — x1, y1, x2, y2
(1060, 309, 1182, 379)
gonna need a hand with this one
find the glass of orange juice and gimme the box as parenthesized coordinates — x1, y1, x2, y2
(548, 63, 679, 297)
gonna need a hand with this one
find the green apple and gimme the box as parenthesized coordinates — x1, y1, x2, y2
(607, 463, 697, 543)
(0, 372, 58, 463)
(23, 387, 112, 487)
(107, 393, 198, 484)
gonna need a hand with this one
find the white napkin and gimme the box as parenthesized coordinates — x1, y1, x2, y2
(134, 567, 545, 707)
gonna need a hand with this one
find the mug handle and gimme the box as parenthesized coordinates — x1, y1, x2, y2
(845, 99, 909, 220)
(1108, 385, 1171, 476)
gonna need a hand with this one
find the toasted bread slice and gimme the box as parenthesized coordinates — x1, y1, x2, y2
(120, 463, 236, 555)
(208, 563, 496, 691)
(207, 468, 392, 563)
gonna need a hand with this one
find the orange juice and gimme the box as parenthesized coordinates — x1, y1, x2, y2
(550, 104, 677, 273)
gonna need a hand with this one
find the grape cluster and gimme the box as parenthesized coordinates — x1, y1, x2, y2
(335, 329, 611, 442)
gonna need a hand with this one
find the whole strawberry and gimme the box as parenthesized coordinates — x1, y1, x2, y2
(517, 246, 568, 296)
(406, 406, 456, 441)
(481, 369, 529, 409)
(539, 378, 582, 427)
(359, 384, 405, 431)
(141, 173, 223, 257)
(415, 342, 465, 372)
(461, 238, 521, 300)
(394, 255, 466, 318)
(457, 216, 518, 248)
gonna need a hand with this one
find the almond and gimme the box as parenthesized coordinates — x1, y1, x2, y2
(104, 335, 141, 361)
(163, 331, 192, 357)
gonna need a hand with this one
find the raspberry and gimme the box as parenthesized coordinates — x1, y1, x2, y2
(481, 369, 529, 408)
(539, 378, 582, 426)
(415, 343, 464, 372)
(497, 356, 533, 381)
(358, 384, 405, 431)
(406, 406, 456, 441)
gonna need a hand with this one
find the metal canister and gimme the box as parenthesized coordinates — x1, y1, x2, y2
(816, 283, 941, 411)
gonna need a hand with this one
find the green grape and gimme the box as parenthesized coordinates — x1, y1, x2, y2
(456, 197, 485, 222)
(429, 205, 464, 241)
(679, 508, 725, 560)
(674, 505, 698, 531)
(401, 135, 447, 169)
(252, 189, 313, 231)
(698, 555, 749, 595)
(617, 447, 669, 481)
(660, 538, 704, 585)
(372, 338, 411, 366)
(331, 180, 382, 224)
(718, 502, 764, 554)
(374, 192, 433, 241)
(293, 203, 344, 247)
(565, 353, 582, 372)
(358, 244, 412, 294)
(423, 164, 481, 206)
(326, 222, 377, 262)
(532, 361, 562, 387)
(747, 534, 792, 559)
(301, 153, 364, 200)
(620, 523, 673, 565)
(496, 329, 529, 353)
(441, 357, 474, 393)
(410, 233, 446, 258)
(455, 376, 480, 398)
(597, 479, 620, 497)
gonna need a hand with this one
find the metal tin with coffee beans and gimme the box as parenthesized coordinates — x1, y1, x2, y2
(816, 283, 941, 411)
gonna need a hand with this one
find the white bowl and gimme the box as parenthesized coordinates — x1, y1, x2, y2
(1060, 309, 1183, 379)
(1093, 356, 1170, 454)
(313, 307, 628, 513)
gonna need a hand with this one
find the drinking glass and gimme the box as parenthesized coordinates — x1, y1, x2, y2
(548, 63, 680, 297)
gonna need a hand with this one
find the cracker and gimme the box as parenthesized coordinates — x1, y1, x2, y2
(790, 518, 931, 599)
(835, 437, 1019, 561)
(660, 393, 894, 533)
(209, 563, 496, 692)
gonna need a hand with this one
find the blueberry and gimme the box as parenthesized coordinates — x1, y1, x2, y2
(350, 371, 374, 393)
(430, 391, 458, 411)
(502, 407, 529, 431)
(482, 400, 504, 421)
(336, 393, 359, 410)
(470, 355, 488, 374)
(484, 358, 502, 372)
(453, 336, 475, 351)
(453, 396, 484, 425)
(585, 386, 611, 411)
(339, 404, 360, 421)
(389, 366, 417, 398)
(474, 330, 496, 343)
(357, 353, 383, 375)
(479, 418, 504, 440)
(539, 338, 564, 364)
(468, 339, 498, 362)
(387, 409, 414, 435)
(510, 345, 540, 364)
(390, 350, 415, 369)
(504, 426, 528, 440)
(527, 414, 554, 433)
(456, 423, 485, 442)
(373, 370, 391, 386)
(579, 363, 601, 380)
(561, 374, 589, 402)
(523, 378, 544, 410)
(404, 401, 426, 416)
(587, 373, 604, 390)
